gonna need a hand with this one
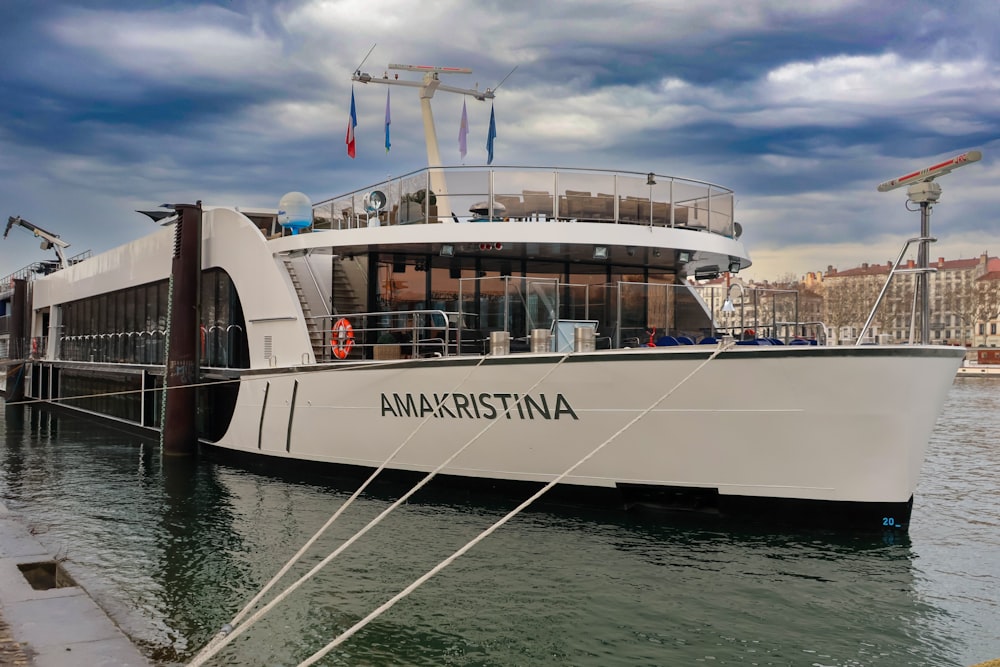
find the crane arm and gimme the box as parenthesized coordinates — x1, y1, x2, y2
(4, 216, 71, 269)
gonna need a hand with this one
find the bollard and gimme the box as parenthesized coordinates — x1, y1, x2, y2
(574, 326, 596, 353)
(490, 330, 510, 356)
(530, 329, 551, 353)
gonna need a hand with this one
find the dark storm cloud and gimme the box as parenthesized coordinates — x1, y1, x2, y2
(0, 0, 997, 278)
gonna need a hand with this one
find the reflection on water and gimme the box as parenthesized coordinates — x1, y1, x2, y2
(1, 380, 999, 666)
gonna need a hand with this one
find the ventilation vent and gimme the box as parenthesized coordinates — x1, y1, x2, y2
(263, 335, 273, 359)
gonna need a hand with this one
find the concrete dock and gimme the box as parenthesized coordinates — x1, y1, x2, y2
(0, 501, 149, 666)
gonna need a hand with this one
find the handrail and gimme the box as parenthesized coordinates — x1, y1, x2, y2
(0, 250, 93, 287)
(311, 166, 736, 239)
(313, 165, 733, 207)
(309, 309, 482, 359)
(856, 236, 934, 345)
(311, 285, 830, 358)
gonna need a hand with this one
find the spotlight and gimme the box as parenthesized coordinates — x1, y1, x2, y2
(593, 246, 609, 260)
(440, 244, 454, 257)
(678, 250, 690, 263)
(653, 249, 662, 258)
(646, 173, 657, 186)
(626, 246, 636, 257)
(728, 258, 741, 273)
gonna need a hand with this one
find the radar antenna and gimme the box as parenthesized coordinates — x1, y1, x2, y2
(861, 150, 983, 345)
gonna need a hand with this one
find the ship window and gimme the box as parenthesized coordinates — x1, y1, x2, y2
(56, 268, 247, 369)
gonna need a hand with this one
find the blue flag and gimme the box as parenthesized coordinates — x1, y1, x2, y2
(384, 89, 391, 153)
(486, 103, 496, 165)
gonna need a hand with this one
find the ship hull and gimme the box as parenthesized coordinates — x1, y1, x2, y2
(207, 345, 961, 530)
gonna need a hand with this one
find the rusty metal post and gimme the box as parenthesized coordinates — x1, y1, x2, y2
(162, 202, 202, 456)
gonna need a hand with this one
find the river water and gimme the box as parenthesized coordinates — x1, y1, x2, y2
(1, 378, 998, 666)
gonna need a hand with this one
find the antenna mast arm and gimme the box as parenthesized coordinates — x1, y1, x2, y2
(352, 73, 494, 100)
(350, 62, 501, 221)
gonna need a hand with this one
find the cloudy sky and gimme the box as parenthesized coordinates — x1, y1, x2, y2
(1, 0, 996, 280)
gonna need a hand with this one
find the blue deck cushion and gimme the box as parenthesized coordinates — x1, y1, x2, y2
(655, 335, 680, 346)
(676, 336, 695, 345)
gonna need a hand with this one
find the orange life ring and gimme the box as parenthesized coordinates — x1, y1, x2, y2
(31, 338, 38, 356)
(332, 318, 354, 359)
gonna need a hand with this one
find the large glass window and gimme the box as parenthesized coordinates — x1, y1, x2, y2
(349, 250, 692, 350)
(567, 266, 612, 341)
(58, 269, 248, 368)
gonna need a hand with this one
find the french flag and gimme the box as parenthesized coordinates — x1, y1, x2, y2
(346, 88, 357, 158)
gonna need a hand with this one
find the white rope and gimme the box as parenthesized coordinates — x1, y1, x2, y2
(188, 355, 489, 665)
(5, 376, 242, 409)
(188, 352, 573, 666)
(297, 343, 733, 666)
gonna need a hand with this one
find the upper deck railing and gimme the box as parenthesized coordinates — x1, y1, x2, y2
(312, 167, 736, 239)
(0, 250, 94, 294)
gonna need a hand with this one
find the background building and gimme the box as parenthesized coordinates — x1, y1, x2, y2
(818, 253, 1000, 345)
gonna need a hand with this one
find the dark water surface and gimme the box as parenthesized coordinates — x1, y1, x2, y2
(1, 379, 998, 666)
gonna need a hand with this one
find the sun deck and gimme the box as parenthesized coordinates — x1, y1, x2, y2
(312, 167, 736, 238)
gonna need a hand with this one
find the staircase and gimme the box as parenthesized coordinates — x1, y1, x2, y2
(332, 259, 363, 315)
(283, 258, 328, 361)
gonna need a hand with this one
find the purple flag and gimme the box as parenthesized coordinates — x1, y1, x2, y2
(459, 99, 469, 159)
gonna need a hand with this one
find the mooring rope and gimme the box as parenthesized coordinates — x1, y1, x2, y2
(2, 357, 407, 409)
(187, 352, 575, 667)
(189, 354, 491, 665)
(4, 377, 242, 409)
(296, 342, 733, 667)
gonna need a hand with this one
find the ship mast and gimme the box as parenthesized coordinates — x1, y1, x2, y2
(352, 63, 495, 222)
(873, 150, 982, 344)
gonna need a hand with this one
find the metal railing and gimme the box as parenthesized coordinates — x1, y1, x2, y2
(311, 166, 736, 239)
(309, 310, 486, 361)
(1, 250, 93, 288)
(311, 284, 832, 361)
